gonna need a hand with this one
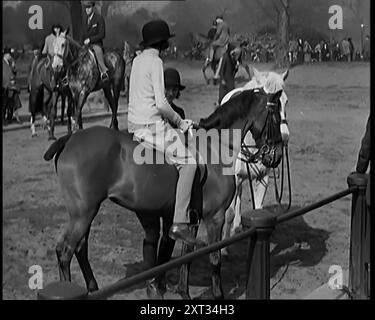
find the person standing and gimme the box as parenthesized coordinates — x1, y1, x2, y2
(28, 44, 41, 92)
(341, 38, 351, 62)
(81, 1, 109, 81)
(348, 38, 355, 62)
(3, 47, 22, 124)
(363, 35, 370, 61)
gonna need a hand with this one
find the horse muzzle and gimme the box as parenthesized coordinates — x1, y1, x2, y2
(261, 143, 282, 168)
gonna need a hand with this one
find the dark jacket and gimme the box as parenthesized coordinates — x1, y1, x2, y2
(81, 11, 106, 46)
(356, 115, 371, 206)
(218, 47, 236, 104)
(170, 102, 185, 128)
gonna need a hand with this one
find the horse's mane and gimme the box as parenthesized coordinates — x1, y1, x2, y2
(199, 90, 256, 130)
(244, 71, 285, 93)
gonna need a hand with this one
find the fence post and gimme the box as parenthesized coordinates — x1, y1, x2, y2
(37, 281, 88, 300)
(347, 172, 370, 299)
(241, 209, 277, 299)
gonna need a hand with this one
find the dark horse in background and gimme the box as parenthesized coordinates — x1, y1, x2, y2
(191, 33, 251, 85)
(28, 48, 73, 139)
(52, 30, 125, 133)
(28, 43, 72, 140)
(43, 88, 284, 300)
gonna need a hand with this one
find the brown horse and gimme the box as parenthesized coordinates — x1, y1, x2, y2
(44, 88, 284, 299)
(52, 30, 125, 132)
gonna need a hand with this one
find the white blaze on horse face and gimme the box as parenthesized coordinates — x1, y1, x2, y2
(52, 35, 66, 70)
(221, 69, 290, 143)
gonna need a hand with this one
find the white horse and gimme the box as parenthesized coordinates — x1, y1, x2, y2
(221, 67, 290, 256)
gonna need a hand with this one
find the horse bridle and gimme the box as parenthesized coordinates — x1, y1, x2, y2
(56, 36, 90, 86)
(240, 98, 292, 211)
(240, 100, 280, 164)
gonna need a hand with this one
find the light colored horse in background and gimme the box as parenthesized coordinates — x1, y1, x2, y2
(221, 67, 290, 256)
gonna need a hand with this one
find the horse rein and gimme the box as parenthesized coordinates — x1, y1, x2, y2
(240, 100, 292, 212)
(58, 36, 90, 86)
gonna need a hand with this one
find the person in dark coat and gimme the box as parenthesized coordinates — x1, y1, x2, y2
(218, 44, 238, 105)
(81, 1, 109, 81)
(164, 68, 186, 127)
(3, 46, 22, 124)
(355, 115, 371, 208)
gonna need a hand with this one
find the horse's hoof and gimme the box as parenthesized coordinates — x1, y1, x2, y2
(146, 281, 164, 300)
(31, 134, 37, 138)
(48, 136, 57, 141)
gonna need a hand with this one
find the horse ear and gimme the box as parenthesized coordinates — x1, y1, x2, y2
(282, 69, 289, 81)
(269, 89, 283, 103)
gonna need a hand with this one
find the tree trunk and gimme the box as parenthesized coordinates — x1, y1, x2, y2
(69, 1, 83, 42)
(275, 0, 289, 69)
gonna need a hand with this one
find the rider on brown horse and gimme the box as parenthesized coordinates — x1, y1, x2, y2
(82, 1, 109, 81)
(208, 15, 230, 81)
(128, 20, 203, 247)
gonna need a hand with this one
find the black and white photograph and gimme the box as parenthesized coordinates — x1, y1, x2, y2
(2, 0, 371, 303)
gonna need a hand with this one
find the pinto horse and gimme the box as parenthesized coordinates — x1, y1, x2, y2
(43, 88, 284, 300)
(220, 67, 290, 255)
(51, 30, 125, 132)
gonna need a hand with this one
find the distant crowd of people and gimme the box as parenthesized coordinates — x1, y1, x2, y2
(288, 36, 371, 64)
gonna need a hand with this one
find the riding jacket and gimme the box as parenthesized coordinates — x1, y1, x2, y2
(81, 11, 106, 47)
(212, 21, 230, 48)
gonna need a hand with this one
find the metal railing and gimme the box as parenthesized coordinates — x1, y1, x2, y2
(37, 172, 370, 300)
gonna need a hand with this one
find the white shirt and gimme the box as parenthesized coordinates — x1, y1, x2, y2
(128, 48, 181, 130)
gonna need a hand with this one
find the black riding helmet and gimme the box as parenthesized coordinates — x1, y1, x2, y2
(164, 68, 185, 91)
(141, 20, 175, 48)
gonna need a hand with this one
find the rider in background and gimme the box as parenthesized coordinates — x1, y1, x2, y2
(81, 1, 109, 81)
(218, 45, 239, 105)
(42, 24, 62, 57)
(207, 19, 217, 41)
(355, 115, 370, 211)
(3, 47, 22, 124)
(128, 20, 202, 246)
(209, 15, 230, 81)
(164, 68, 186, 124)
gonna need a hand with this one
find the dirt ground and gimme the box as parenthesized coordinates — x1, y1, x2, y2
(2, 60, 370, 300)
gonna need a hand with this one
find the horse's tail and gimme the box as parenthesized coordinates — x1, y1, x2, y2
(43, 133, 72, 170)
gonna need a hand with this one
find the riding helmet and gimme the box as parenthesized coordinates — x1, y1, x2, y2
(164, 68, 185, 91)
(141, 20, 175, 47)
(83, 1, 95, 7)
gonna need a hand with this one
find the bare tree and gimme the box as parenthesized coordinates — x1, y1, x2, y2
(60, 1, 83, 41)
(275, 0, 290, 68)
(254, 0, 290, 68)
